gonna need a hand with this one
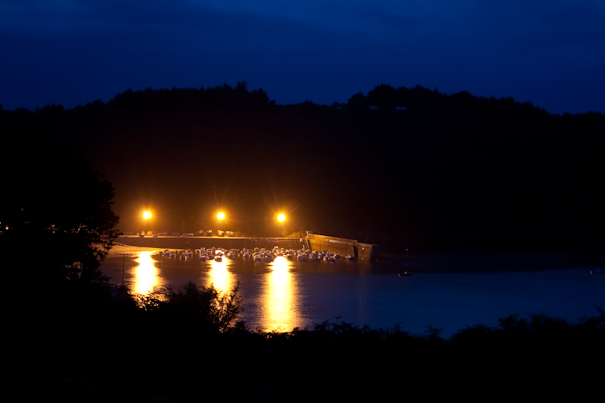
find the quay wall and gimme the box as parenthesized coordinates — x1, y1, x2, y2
(305, 233, 380, 261)
(117, 235, 305, 250)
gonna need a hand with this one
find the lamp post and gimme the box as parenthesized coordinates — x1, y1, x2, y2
(276, 213, 287, 237)
(143, 210, 152, 235)
(216, 211, 226, 236)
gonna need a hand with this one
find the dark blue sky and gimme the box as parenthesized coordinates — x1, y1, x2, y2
(1, 0, 604, 114)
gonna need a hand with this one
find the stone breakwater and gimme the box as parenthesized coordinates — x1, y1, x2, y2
(117, 235, 306, 251)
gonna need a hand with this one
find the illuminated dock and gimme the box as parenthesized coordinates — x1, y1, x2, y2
(117, 235, 304, 251)
(118, 233, 380, 261)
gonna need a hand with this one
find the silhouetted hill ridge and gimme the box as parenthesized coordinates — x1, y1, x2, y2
(2, 84, 603, 252)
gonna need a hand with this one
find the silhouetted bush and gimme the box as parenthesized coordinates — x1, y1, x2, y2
(133, 280, 243, 334)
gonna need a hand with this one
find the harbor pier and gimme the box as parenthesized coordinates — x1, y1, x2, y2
(118, 233, 380, 261)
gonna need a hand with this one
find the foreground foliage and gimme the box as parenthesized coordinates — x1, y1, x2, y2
(4, 283, 604, 402)
(134, 281, 244, 333)
(0, 131, 119, 297)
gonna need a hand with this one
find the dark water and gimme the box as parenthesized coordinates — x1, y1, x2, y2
(99, 251, 605, 338)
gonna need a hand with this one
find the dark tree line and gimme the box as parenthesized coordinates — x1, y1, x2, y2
(349, 83, 549, 118)
(2, 83, 604, 253)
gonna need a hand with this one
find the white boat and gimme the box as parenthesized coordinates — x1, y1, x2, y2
(308, 254, 320, 262)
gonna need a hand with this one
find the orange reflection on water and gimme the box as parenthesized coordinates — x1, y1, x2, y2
(207, 257, 234, 295)
(261, 256, 299, 331)
(132, 251, 164, 295)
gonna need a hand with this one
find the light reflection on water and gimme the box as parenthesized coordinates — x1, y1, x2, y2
(101, 252, 605, 337)
(261, 256, 297, 331)
(132, 251, 165, 295)
(206, 258, 233, 296)
(121, 252, 304, 331)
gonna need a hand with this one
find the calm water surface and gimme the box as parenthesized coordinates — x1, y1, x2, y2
(99, 251, 605, 338)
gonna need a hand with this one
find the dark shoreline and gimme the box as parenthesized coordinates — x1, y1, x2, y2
(376, 250, 601, 274)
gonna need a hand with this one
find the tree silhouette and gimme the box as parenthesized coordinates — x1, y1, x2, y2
(367, 84, 397, 110)
(0, 122, 119, 296)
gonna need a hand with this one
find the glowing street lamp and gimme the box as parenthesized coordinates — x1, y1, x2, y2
(142, 210, 153, 235)
(276, 212, 287, 237)
(216, 211, 226, 222)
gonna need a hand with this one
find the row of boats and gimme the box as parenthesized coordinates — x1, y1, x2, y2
(158, 246, 356, 263)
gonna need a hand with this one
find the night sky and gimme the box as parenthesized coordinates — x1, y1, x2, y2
(1, 1, 604, 114)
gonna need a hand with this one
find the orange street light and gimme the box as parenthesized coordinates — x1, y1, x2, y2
(142, 210, 153, 236)
(276, 213, 287, 223)
(216, 211, 226, 221)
